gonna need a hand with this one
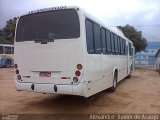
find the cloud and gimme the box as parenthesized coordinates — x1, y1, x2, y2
(0, 0, 160, 41)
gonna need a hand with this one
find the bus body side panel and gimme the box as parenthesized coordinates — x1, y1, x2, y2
(81, 15, 129, 97)
(84, 54, 103, 97)
(84, 54, 128, 97)
(102, 55, 128, 84)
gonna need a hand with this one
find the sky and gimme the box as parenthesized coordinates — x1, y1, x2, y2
(0, 0, 160, 41)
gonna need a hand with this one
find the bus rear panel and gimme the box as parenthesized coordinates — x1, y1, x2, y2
(15, 7, 87, 97)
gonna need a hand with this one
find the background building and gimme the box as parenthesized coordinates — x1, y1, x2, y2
(135, 42, 160, 65)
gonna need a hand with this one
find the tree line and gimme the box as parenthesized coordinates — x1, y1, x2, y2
(0, 17, 147, 53)
(0, 17, 17, 44)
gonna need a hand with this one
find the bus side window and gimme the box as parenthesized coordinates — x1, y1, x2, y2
(0, 46, 4, 54)
(106, 30, 111, 54)
(120, 38, 123, 55)
(129, 43, 132, 56)
(85, 19, 94, 54)
(114, 35, 118, 54)
(117, 37, 121, 55)
(111, 33, 115, 54)
(122, 39, 125, 55)
(124, 40, 126, 55)
(93, 23, 101, 54)
(101, 27, 107, 54)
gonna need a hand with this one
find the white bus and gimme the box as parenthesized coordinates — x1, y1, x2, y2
(14, 6, 135, 97)
(0, 44, 14, 67)
(155, 49, 160, 74)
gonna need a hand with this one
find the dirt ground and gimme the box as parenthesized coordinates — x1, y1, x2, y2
(0, 68, 160, 114)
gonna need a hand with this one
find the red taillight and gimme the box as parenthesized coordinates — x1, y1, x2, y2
(75, 70, 81, 76)
(77, 64, 83, 70)
(14, 64, 18, 69)
(15, 69, 19, 74)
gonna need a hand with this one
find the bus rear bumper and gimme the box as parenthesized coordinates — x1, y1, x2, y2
(15, 80, 86, 97)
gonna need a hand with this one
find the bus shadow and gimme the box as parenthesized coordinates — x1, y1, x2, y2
(23, 78, 130, 113)
(24, 89, 111, 113)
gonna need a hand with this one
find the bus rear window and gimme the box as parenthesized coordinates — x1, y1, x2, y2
(16, 9, 80, 42)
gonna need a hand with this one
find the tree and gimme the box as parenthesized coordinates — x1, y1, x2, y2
(117, 24, 147, 53)
(0, 17, 17, 44)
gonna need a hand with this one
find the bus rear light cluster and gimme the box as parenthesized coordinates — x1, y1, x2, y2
(73, 64, 83, 83)
(14, 64, 21, 80)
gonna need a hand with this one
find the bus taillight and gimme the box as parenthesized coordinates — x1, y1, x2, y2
(75, 70, 81, 77)
(15, 69, 19, 74)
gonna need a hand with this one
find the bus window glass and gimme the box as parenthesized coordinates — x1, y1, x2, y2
(106, 30, 111, 53)
(85, 19, 94, 54)
(94, 23, 101, 54)
(117, 37, 120, 54)
(129, 43, 132, 56)
(101, 28, 106, 54)
(123, 39, 126, 55)
(111, 33, 115, 54)
(120, 38, 123, 54)
(114, 35, 118, 54)
(16, 9, 80, 41)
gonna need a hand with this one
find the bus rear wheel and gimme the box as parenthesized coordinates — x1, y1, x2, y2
(110, 72, 117, 92)
(127, 66, 132, 78)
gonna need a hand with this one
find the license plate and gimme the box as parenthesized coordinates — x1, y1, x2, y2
(39, 72, 51, 77)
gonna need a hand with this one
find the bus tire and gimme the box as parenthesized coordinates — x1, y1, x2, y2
(156, 65, 158, 72)
(110, 72, 117, 92)
(5, 60, 11, 68)
(127, 67, 132, 78)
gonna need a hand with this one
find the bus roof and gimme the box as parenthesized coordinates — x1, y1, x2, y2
(18, 6, 133, 44)
(81, 7, 132, 43)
